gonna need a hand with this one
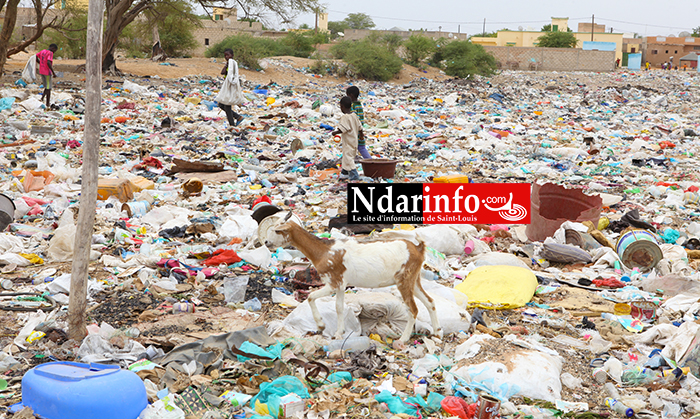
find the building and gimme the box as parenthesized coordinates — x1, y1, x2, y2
(642, 36, 700, 68)
(679, 52, 698, 69)
(471, 17, 624, 63)
(191, 8, 265, 57)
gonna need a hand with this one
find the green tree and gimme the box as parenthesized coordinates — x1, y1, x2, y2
(343, 12, 375, 30)
(437, 40, 497, 78)
(38, 8, 88, 59)
(693, 26, 700, 37)
(536, 31, 578, 48)
(403, 34, 436, 66)
(0, 0, 75, 74)
(117, 0, 200, 58)
(299, 23, 310, 29)
(102, 0, 321, 72)
(327, 21, 349, 39)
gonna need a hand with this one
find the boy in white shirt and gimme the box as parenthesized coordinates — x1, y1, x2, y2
(332, 96, 364, 181)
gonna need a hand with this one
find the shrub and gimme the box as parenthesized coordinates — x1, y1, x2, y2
(342, 39, 403, 81)
(207, 32, 325, 68)
(403, 35, 436, 66)
(329, 40, 353, 59)
(381, 33, 404, 54)
(439, 40, 497, 78)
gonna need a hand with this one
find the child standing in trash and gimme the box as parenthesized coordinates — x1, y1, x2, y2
(346, 86, 371, 159)
(217, 48, 244, 128)
(332, 96, 364, 181)
(36, 44, 58, 108)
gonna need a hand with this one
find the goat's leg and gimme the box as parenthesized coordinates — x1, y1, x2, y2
(396, 285, 420, 343)
(307, 284, 334, 332)
(334, 286, 346, 339)
(414, 286, 443, 338)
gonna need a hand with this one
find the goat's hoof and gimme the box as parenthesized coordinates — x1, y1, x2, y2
(434, 328, 444, 340)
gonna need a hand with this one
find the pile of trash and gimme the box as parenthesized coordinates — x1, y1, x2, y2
(0, 63, 700, 419)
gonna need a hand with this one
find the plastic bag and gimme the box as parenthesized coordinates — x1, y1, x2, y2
(250, 376, 310, 410)
(374, 390, 419, 416)
(0, 97, 14, 111)
(215, 59, 244, 106)
(441, 396, 477, 419)
(455, 265, 538, 309)
(238, 246, 271, 268)
(47, 210, 76, 262)
(21, 55, 37, 83)
(278, 296, 362, 338)
(138, 397, 185, 419)
(124, 80, 147, 93)
(219, 215, 257, 241)
(223, 276, 249, 303)
(0, 234, 24, 253)
(642, 274, 700, 297)
(450, 350, 563, 402)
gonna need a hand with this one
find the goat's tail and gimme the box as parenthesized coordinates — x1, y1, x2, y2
(415, 237, 426, 259)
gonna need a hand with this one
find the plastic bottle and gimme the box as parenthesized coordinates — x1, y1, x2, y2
(605, 398, 633, 417)
(324, 336, 374, 353)
(604, 382, 620, 399)
(243, 297, 261, 311)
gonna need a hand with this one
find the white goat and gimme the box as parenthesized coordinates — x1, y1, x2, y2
(267, 217, 442, 342)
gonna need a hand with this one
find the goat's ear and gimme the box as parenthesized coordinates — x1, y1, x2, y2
(273, 222, 294, 233)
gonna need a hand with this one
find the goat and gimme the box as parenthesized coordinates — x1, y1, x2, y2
(267, 218, 442, 342)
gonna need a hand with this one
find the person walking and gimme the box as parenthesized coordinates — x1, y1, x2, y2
(36, 44, 58, 108)
(216, 48, 244, 128)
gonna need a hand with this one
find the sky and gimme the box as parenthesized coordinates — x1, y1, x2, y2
(285, 0, 700, 37)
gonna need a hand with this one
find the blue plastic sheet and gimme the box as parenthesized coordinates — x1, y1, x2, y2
(0, 97, 15, 111)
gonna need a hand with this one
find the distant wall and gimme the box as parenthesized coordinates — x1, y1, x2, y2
(344, 28, 468, 42)
(191, 19, 265, 57)
(483, 46, 615, 72)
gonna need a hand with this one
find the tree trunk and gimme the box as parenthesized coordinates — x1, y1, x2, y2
(0, 0, 21, 75)
(102, 45, 119, 74)
(151, 25, 166, 62)
(68, 0, 103, 342)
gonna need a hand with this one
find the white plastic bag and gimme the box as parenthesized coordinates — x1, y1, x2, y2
(47, 210, 76, 262)
(124, 80, 147, 93)
(279, 296, 362, 339)
(223, 276, 248, 303)
(21, 55, 37, 83)
(138, 397, 186, 419)
(215, 59, 244, 106)
(238, 246, 271, 268)
(449, 350, 563, 402)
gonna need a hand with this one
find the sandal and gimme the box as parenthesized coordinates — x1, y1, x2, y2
(235, 116, 244, 127)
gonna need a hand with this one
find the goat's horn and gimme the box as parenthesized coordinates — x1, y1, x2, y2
(283, 211, 293, 221)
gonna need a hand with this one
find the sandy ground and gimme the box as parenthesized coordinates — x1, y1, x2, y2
(2, 53, 450, 88)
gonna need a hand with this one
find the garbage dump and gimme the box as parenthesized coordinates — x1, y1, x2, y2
(1, 60, 700, 418)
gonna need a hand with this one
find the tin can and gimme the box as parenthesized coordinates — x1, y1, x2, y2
(477, 393, 501, 419)
(172, 302, 195, 314)
(121, 200, 151, 218)
(630, 300, 657, 321)
(1, 279, 13, 290)
(593, 367, 607, 384)
(616, 229, 663, 272)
